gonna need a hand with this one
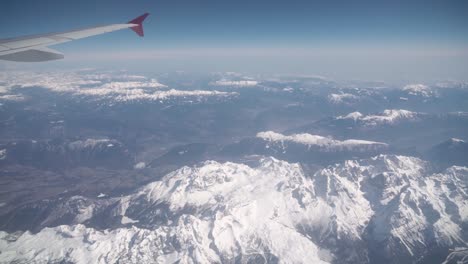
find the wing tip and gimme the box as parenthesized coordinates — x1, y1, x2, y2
(128, 13, 150, 37)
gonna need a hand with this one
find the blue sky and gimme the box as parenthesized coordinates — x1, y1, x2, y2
(1, 0, 467, 82)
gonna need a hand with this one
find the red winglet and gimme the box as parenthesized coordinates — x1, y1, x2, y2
(128, 13, 149, 37)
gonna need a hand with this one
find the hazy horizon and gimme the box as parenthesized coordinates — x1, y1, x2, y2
(1, 0, 468, 82)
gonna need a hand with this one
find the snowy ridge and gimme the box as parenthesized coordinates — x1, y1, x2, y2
(98, 80, 166, 89)
(402, 84, 434, 97)
(450, 138, 466, 144)
(337, 109, 420, 126)
(1, 156, 467, 263)
(67, 138, 118, 150)
(256, 131, 388, 151)
(212, 80, 259, 87)
(328, 93, 359, 104)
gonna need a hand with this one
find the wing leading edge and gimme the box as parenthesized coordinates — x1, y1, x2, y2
(0, 13, 149, 62)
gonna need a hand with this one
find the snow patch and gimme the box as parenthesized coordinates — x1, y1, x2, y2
(450, 138, 465, 143)
(134, 162, 146, 170)
(121, 216, 139, 225)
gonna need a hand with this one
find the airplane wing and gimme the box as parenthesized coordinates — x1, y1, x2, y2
(0, 13, 149, 62)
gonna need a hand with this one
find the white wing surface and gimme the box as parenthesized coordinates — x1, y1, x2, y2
(0, 13, 149, 62)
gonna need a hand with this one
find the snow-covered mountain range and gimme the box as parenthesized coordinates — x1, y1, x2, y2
(289, 110, 468, 152)
(2, 71, 468, 264)
(1, 155, 466, 263)
(0, 71, 236, 104)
